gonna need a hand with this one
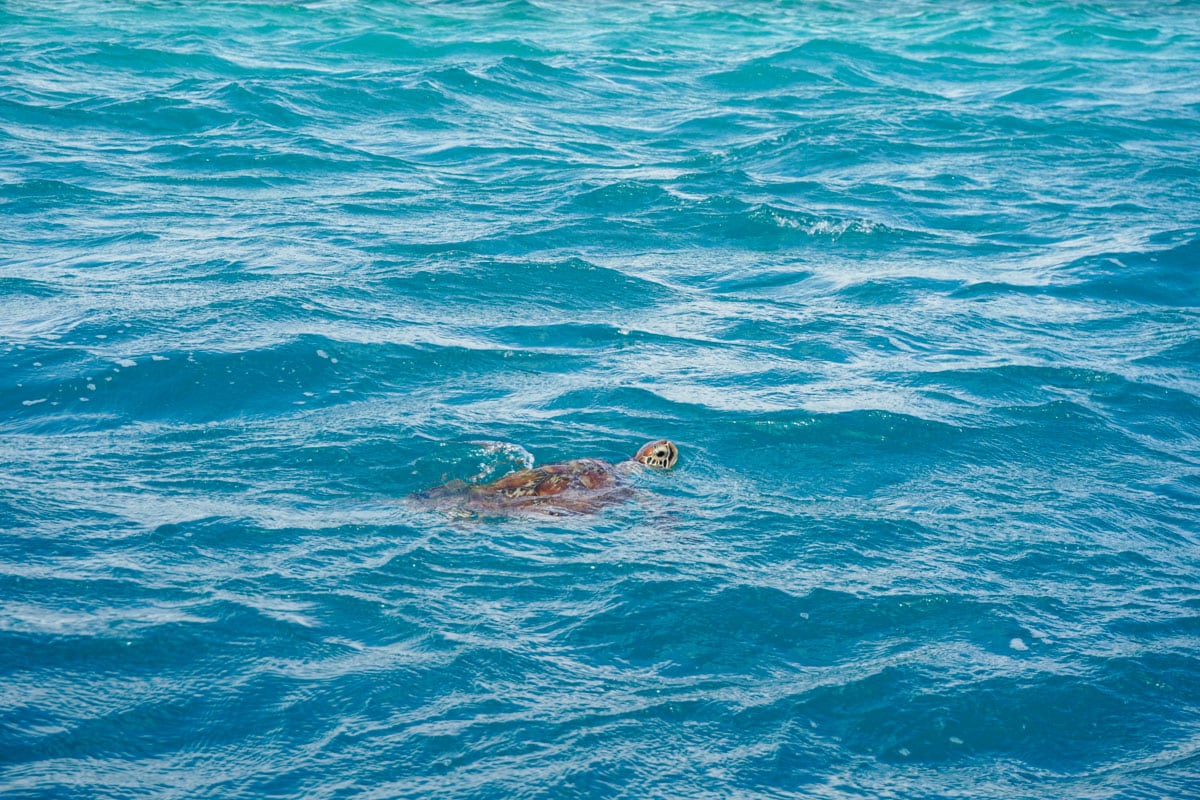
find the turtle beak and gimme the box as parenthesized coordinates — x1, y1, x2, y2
(637, 440, 678, 469)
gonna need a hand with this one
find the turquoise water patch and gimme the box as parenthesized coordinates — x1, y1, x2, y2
(3, 2, 1199, 798)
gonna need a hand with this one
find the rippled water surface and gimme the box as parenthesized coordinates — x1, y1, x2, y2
(3, 1, 1200, 797)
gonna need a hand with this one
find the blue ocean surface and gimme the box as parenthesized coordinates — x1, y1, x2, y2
(3, 1, 1200, 797)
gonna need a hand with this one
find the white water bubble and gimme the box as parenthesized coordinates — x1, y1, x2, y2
(151, 354, 169, 361)
(87, 384, 96, 391)
(316, 349, 329, 359)
(116, 358, 137, 368)
(949, 737, 963, 745)
(1010, 637, 1029, 651)
(22, 398, 46, 406)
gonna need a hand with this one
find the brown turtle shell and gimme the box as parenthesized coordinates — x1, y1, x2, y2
(413, 440, 677, 517)
(489, 458, 618, 497)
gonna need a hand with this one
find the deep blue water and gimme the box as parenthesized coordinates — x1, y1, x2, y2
(3, 1, 1200, 797)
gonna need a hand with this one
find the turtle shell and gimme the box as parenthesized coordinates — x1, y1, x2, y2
(488, 458, 618, 497)
(413, 440, 678, 518)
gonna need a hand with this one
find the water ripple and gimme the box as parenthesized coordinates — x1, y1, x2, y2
(4, 1, 1200, 798)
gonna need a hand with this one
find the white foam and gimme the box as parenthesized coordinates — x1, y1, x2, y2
(1009, 637, 1028, 651)
(116, 358, 137, 368)
(22, 398, 46, 406)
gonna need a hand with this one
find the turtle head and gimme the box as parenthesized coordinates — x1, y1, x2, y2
(633, 439, 678, 470)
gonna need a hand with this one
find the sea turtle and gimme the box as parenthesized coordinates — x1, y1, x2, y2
(413, 439, 679, 517)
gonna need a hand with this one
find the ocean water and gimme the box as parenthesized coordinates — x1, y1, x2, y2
(3, 0, 1200, 797)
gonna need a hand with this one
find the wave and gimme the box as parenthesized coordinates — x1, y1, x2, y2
(4, 2, 1200, 798)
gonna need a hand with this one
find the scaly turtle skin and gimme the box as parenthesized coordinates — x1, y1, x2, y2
(414, 439, 678, 517)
